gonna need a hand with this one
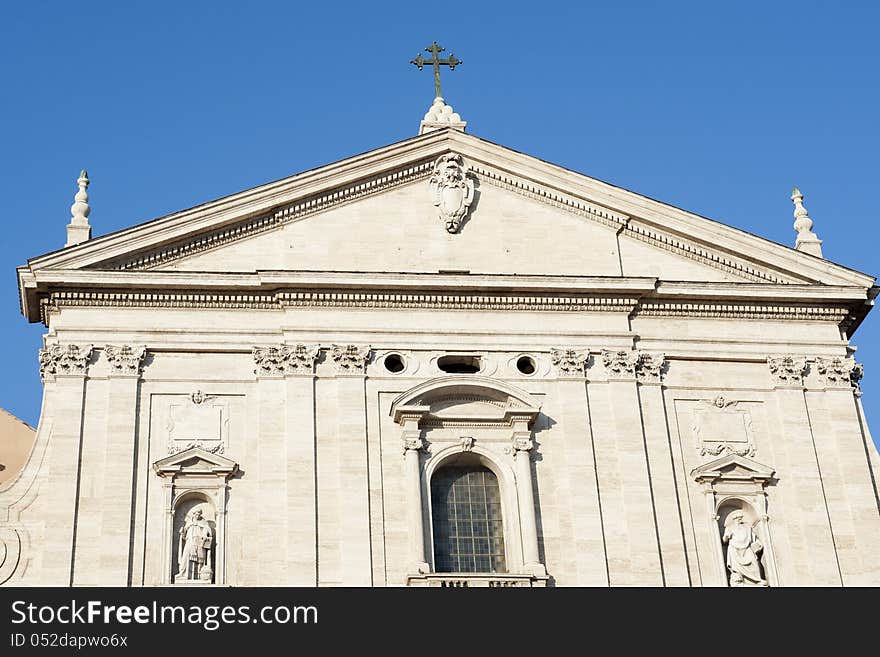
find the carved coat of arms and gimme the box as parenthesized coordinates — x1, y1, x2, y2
(429, 153, 474, 233)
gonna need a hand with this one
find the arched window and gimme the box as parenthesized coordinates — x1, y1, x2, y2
(431, 465, 506, 573)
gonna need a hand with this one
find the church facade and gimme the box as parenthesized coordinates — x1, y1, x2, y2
(4, 98, 880, 587)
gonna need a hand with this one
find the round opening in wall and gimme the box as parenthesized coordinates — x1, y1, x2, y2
(384, 354, 405, 373)
(516, 356, 536, 375)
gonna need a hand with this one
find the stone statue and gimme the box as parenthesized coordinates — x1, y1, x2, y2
(722, 510, 766, 586)
(177, 508, 213, 581)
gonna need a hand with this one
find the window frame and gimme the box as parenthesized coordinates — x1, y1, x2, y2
(430, 463, 507, 574)
(424, 446, 523, 575)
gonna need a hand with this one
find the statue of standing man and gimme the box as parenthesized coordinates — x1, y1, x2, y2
(722, 510, 767, 586)
(177, 507, 213, 581)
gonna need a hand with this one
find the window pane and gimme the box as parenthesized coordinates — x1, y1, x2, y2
(431, 465, 506, 573)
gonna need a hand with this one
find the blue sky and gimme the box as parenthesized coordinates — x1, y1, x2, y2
(2, 2, 878, 447)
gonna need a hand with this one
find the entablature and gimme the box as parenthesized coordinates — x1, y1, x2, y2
(21, 268, 871, 333)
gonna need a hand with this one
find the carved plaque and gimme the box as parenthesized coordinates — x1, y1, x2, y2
(692, 397, 755, 457)
(166, 392, 228, 454)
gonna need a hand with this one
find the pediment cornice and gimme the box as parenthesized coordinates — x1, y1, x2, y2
(18, 130, 876, 323)
(152, 446, 238, 478)
(690, 453, 775, 484)
(390, 375, 541, 428)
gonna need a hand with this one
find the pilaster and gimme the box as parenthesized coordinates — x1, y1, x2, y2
(588, 350, 663, 585)
(766, 355, 840, 585)
(635, 352, 690, 586)
(37, 343, 92, 585)
(253, 344, 319, 584)
(807, 358, 880, 584)
(331, 344, 372, 585)
(97, 345, 146, 585)
(550, 348, 607, 585)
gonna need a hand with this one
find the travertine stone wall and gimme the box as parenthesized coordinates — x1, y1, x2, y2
(3, 302, 879, 587)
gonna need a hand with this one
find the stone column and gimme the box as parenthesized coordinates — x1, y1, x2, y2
(704, 489, 728, 586)
(511, 427, 545, 576)
(401, 413, 429, 574)
(331, 344, 373, 586)
(36, 343, 92, 585)
(98, 345, 146, 585)
(767, 355, 840, 585)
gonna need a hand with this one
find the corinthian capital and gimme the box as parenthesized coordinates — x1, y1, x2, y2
(511, 435, 534, 453)
(105, 345, 147, 377)
(550, 348, 589, 377)
(39, 343, 93, 380)
(816, 356, 863, 390)
(635, 352, 665, 383)
(402, 435, 425, 453)
(767, 355, 807, 387)
(601, 349, 640, 379)
(331, 344, 371, 374)
(253, 344, 320, 377)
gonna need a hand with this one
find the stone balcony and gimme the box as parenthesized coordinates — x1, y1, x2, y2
(406, 573, 548, 587)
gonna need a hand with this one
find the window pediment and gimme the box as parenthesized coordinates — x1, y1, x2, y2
(690, 453, 774, 484)
(390, 376, 540, 428)
(153, 447, 238, 479)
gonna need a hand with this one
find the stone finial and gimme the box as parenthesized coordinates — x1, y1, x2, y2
(419, 97, 467, 135)
(791, 187, 823, 258)
(66, 169, 92, 247)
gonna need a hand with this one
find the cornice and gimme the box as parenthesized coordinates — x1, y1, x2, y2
(623, 221, 779, 283)
(105, 160, 435, 271)
(96, 162, 798, 285)
(34, 275, 861, 328)
(39, 289, 641, 324)
(474, 163, 782, 284)
(471, 163, 628, 231)
(25, 131, 454, 272)
(443, 132, 874, 288)
(634, 301, 849, 323)
(20, 130, 873, 293)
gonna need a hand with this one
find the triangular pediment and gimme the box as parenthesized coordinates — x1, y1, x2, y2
(18, 129, 875, 325)
(152, 447, 238, 478)
(690, 453, 775, 483)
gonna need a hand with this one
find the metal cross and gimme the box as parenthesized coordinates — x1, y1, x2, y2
(410, 41, 462, 98)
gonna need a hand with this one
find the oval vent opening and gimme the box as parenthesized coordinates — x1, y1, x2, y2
(516, 356, 536, 375)
(438, 355, 482, 374)
(384, 354, 405, 373)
